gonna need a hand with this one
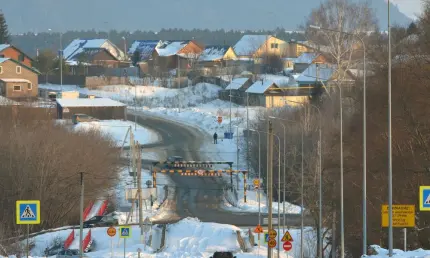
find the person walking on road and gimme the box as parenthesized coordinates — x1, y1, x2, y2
(213, 132, 218, 144)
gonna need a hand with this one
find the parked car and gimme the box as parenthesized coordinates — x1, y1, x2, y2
(83, 214, 119, 228)
(56, 249, 89, 258)
(163, 156, 184, 169)
(71, 114, 98, 124)
(210, 252, 236, 258)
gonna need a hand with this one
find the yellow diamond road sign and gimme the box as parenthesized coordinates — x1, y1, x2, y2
(381, 204, 415, 228)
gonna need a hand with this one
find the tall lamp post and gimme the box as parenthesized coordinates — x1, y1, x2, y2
(249, 129, 262, 226)
(387, 0, 393, 256)
(282, 100, 322, 258)
(309, 24, 367, 257)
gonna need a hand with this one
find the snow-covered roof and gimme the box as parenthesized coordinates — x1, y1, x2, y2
(295, 52, 320, 64)
(63, 39, 126, 61)
(56, 98, 126, 107)
(128, 40, 160, 60)
(246, 80, 277, 94)
(0, 78, 31, 83)
(0, 57, 9, 63)
(225, 77, 249, 90)
(199, 46, 231, 61)
(0, 44, 10, 52)
(233, 35, 270, 56)
(296, 64, 334, 84)
(155, 40, 190, 57)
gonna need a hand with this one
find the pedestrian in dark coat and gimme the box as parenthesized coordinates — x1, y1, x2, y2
(213, 132, 218, 144)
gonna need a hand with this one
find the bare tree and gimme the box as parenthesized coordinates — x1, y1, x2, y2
(0, 106, 122, 251)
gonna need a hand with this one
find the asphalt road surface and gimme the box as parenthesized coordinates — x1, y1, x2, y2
(127, 111, 312, 227)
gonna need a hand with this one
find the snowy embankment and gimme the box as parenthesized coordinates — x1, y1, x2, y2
(17, 218, 295, 258)
(64, 120, 161, 148)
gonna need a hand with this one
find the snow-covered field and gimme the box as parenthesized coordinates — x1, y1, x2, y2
(73, 120, 161, 147)
(39, 83, 222, 108)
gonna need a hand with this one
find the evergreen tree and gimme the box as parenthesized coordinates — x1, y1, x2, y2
(407, 22, 418, 35)
(0, 11, 10, 44)
(132, 50, 140, 66)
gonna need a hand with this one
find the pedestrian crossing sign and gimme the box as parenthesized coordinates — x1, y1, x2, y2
(16, 200, 40, 224)
(264, 233, 269, 243)
(420, 186, 430, 211)
(119, 226, 131, 238)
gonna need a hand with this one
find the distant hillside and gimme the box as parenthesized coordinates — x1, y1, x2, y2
(2, 0, 411, 33)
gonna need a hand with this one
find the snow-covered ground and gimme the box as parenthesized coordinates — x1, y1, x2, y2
(39, 83, 222, 108)
(18, 218, 296, 258)
(73, 120, 161, 147)
(365, 246, 430, 257)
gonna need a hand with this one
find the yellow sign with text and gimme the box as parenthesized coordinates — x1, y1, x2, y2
(381, 205, 415, 227)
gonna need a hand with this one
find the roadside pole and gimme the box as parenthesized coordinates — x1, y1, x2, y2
(79, 172, 84, 258)
(137, 141, 143, 243)
(267, 121, 274, 258)
(26, 224, 29, 258)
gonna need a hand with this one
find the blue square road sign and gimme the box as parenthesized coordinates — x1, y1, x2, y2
(16, 200, 40, 224)
(119, 226, 131, 238)
(420, 186, 430, 211)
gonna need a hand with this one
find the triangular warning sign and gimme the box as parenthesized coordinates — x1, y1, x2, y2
(425, 194, 430, 204)
(253, 224, 264, 233)
(281, 231, 293, 242)
(121, 228, 129, 236)
(21, 205, 36, 218)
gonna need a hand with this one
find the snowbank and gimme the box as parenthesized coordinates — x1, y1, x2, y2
(39, 83, 222, 108)
(73, 120, 160, 147)
(16, 218, 294, 258)
(365, 245, 430, 257)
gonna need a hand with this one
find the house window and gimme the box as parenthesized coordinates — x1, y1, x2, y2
(16, 66, 21, 74)
(27, 83, 32, 90)
(19, 54, 25, 62)
(0, 54, 4, 58)
(13, 85, 21, 91)
(271, 43, 279, 49)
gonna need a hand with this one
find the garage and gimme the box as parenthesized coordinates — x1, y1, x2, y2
(56, 98, 126, 120)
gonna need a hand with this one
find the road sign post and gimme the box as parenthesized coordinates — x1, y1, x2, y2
(143, 217, 152, 250)
(107, 226, 116, 258)
(268, 239, 277, 248)
(16, 200, 40, 258)
(283, 241, 293, 251)
(119, 226, 131, 258)
(281, 231, 293, 242)
(420, 186, 430, 211)
(381, 205, 415, 227)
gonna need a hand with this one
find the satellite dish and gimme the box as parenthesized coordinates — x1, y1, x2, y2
(146, 180, 152, 187)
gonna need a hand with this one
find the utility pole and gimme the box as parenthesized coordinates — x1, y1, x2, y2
(267, 121, 274, 258)
(79, 172, 84, 258)
(60, 33, 63, 90)
(137, 141, 143, 243)
(388, 0, 394, 256)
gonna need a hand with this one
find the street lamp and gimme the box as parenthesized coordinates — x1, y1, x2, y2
(268, 116, 307, 257)
(45, 68, 59, 84)
(281, 99, 322, 258)
(309, 24, 368, 257)
(387, 1, 394, 256)
(249, 128, 262, 226)
(253, 127, 281, 258)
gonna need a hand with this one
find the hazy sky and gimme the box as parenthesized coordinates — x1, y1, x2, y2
(391, 0, 423, 19)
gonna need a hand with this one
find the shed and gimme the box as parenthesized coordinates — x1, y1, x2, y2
(245, 80, 280, 106)
(56, 98, 126, 120)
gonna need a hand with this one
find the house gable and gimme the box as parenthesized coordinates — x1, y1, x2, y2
(0, 44, 34, 67)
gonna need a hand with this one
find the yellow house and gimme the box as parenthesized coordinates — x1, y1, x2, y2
(198, 45, 237, 67)
(265, 94, 309, 108)
(233, 35, 288, 59)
